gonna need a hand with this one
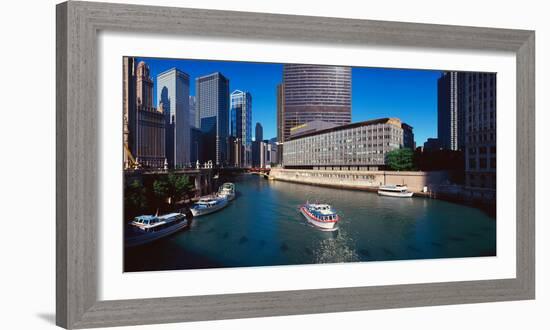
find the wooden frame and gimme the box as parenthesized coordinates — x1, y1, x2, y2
(56, 1, 535, 328)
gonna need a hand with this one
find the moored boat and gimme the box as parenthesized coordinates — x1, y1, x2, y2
(190, 195, 229, 217)
(378, 184, 414, 197)
(299, 202, 340, 230)
(217, 182, 236, 201)
(124, 212, 188, 248)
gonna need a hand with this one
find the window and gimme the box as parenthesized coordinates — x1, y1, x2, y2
(480, 158, 487, 169)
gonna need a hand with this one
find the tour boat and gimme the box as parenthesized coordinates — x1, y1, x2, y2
(217, 182, 236, 201)
(377, 184, 414, 198)
(190, 195, 229, 217)
(299, 202, 340, 230)
(124, 212, 188, 248)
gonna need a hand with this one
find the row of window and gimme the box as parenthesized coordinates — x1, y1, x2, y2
(467, 157, 497, 170)
(468, 146, 497, 155)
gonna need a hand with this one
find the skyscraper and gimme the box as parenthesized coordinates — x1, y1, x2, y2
(255, 122, 263, 143)
(401, 123, 415, 149)
(196, 72, 230, 166)
(464, 72, 497, 189)
(438, 71, 496, 190)
(136, 61, 154, 109)
(157, 68, 190, 168)
(230, 90, 252, 166)
(122, 57, 136, 169)
(282, 64, 351, 141)
(123, 60, 165, 168)
(437, 72, 465, 151)
(276, 83, 285, 163)
(252, 123, 263, 167)
(189, 95, 197, 128)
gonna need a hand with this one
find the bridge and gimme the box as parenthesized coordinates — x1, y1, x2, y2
(124, 167, 261, 197)
(125, 168, 216, 197)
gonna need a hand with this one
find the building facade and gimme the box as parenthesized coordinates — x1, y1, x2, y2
(276, 83, 285, 163)
(122, 57, 136, 169)
(189, 95, 197, 128)
(464, 72, 497, 189)
(401, 123, 415, 149)
(136, 61, 154, 109)
(190, 127, 202, 165)
(157, 68, 190, 168)
(196, 72, 230, 166)
(252, 123, 263, 167)
(229, 137, 245, 168)
(230, 90, 252, 167)
(282, 64, 351, 141)
(283, 118, 405, 170)
(135, 103, 166, 168)
(124, 60, 165, 168)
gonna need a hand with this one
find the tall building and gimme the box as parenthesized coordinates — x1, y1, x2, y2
(230, 137, 245, 168)
(252, 123, 263, 167)
(157, 68, 190, 168)
(123, 60, 165, 168)
(401, 123, 415, 149)
(268, 137, 279, 165)
(230, 90, 252, 167)
(276, 83, 285, 163)
(189, 95, 197, 128)
(437, 72, 465, 151)
(190, 127, 202, 165)
(255, 122, 263, 143)
(282, 64, 351, 141)
(438, 71, 497, 189)
(196, 72, 230, 166)
(464, 72, 497, 189)
(122, 57, 136, 169)
(260, 141, 268, 168)
(136, 61, 154, 109)
(136, 102, 166, 168)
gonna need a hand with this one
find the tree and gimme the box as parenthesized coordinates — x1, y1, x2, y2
(153, 173, 194, 205)
(386, 148, 415, 171)
(124, 179, 147, 211)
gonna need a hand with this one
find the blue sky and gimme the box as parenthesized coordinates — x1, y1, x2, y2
(136, 57, 442, 146)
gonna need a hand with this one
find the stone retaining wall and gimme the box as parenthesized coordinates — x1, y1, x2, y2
(269, 168, 449, 193)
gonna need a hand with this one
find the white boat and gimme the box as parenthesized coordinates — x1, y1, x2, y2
(124, 212, 187, 248)
(190, 195, 229, 217)
(299, 202, 340, 230)
(378, 184, 414, 197)
(217, 182, 235, 201)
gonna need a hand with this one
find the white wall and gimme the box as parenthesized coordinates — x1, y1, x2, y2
(0, 0, 548, 329)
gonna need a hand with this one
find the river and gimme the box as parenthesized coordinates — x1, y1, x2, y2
(124, 174, 496, 272)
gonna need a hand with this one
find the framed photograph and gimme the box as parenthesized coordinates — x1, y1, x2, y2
(56, 1, 535, 328)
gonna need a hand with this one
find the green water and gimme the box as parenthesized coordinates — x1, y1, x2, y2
(124, 174, 496, 272)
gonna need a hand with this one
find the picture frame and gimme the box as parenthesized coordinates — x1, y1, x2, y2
(56, 1, 535, 328)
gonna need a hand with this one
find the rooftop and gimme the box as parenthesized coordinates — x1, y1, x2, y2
(287, 117, 403, 141)
(156, 67, 190, 79)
